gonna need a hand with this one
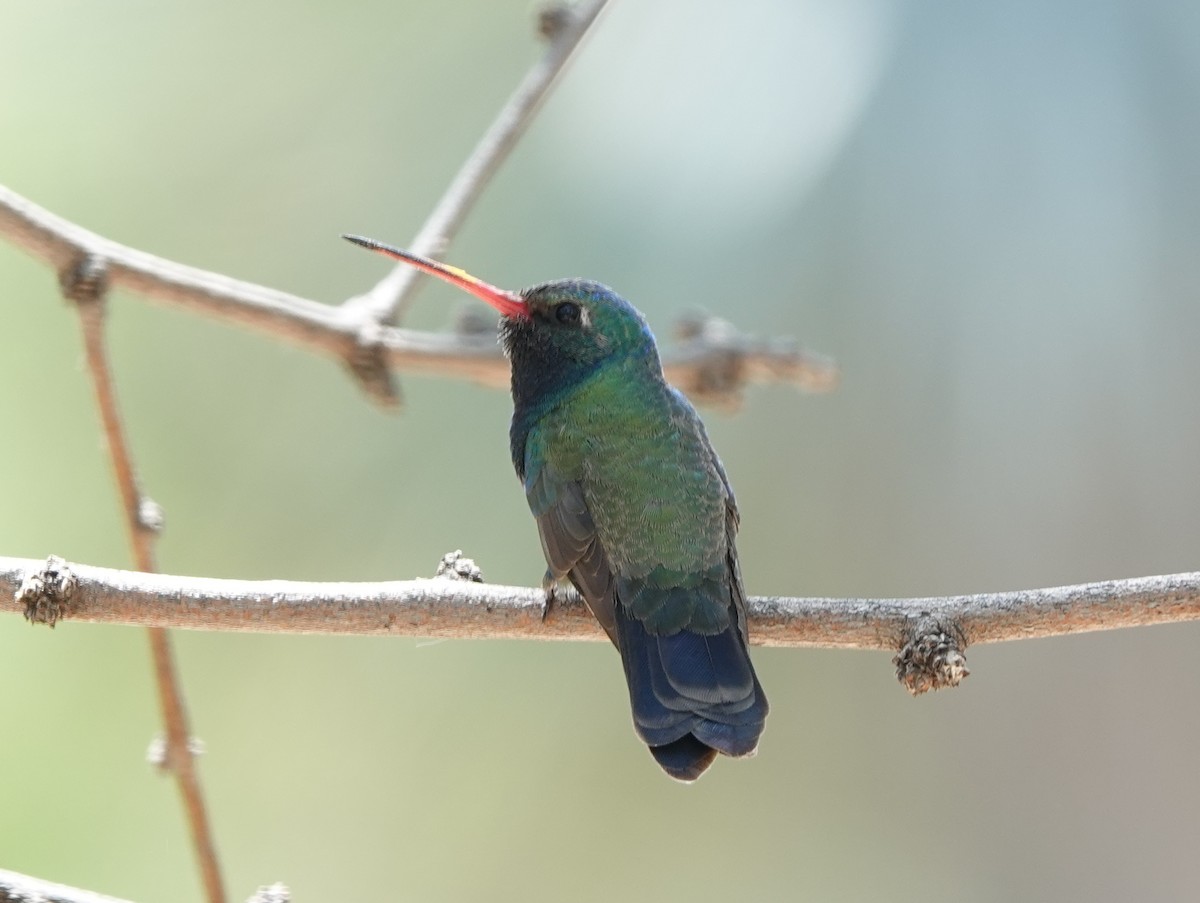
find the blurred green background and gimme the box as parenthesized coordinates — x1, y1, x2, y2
(3, 1, 1200, 900)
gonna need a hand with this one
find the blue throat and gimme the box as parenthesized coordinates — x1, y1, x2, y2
(506, 340, 604, 478)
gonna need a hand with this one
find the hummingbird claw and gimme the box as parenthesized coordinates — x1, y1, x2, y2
(541, 570, 560, 622)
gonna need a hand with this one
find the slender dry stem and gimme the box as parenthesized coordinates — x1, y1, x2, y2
(69, 269, 226, 903)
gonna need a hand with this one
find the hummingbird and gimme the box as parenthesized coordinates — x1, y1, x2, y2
(345, 234, 768, 781)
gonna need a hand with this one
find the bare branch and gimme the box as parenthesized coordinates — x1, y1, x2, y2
(0, 868, 137, 903)
(343, 0, 612, 329)
(6, 556, 1198, 689)
(0, 182, 838, 407)
(0, 869, 285, 903)
(64, 264, 226, 903)
(0, 184, 352, 355)
(245, 885, 290, 903)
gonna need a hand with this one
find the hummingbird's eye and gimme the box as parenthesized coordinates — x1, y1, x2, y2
(554, 301, 582, 325)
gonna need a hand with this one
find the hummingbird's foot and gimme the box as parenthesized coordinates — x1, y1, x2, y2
(541, 570, 560, 622)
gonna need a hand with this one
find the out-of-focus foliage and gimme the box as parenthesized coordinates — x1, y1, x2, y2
(3, 1, 1199, 901)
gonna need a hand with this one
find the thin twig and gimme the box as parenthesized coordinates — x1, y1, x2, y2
(342, 0, 611, 329)
(0, 182, 838, 406)
(0, 868, 137, 903)
(65, 264, 226, 903)
(70, 271, 156, 569)
(5, 555, 1198, 649)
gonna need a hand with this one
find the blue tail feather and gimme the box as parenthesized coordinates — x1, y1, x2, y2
(615, 601, 768, 780)
(650, 735, 719, 783)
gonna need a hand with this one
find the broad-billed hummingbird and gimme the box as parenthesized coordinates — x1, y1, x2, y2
(345, 235, 768, 781)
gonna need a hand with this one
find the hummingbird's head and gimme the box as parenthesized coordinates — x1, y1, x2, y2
(503, 279, 657, 371)
(342, 235, 660, 378)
